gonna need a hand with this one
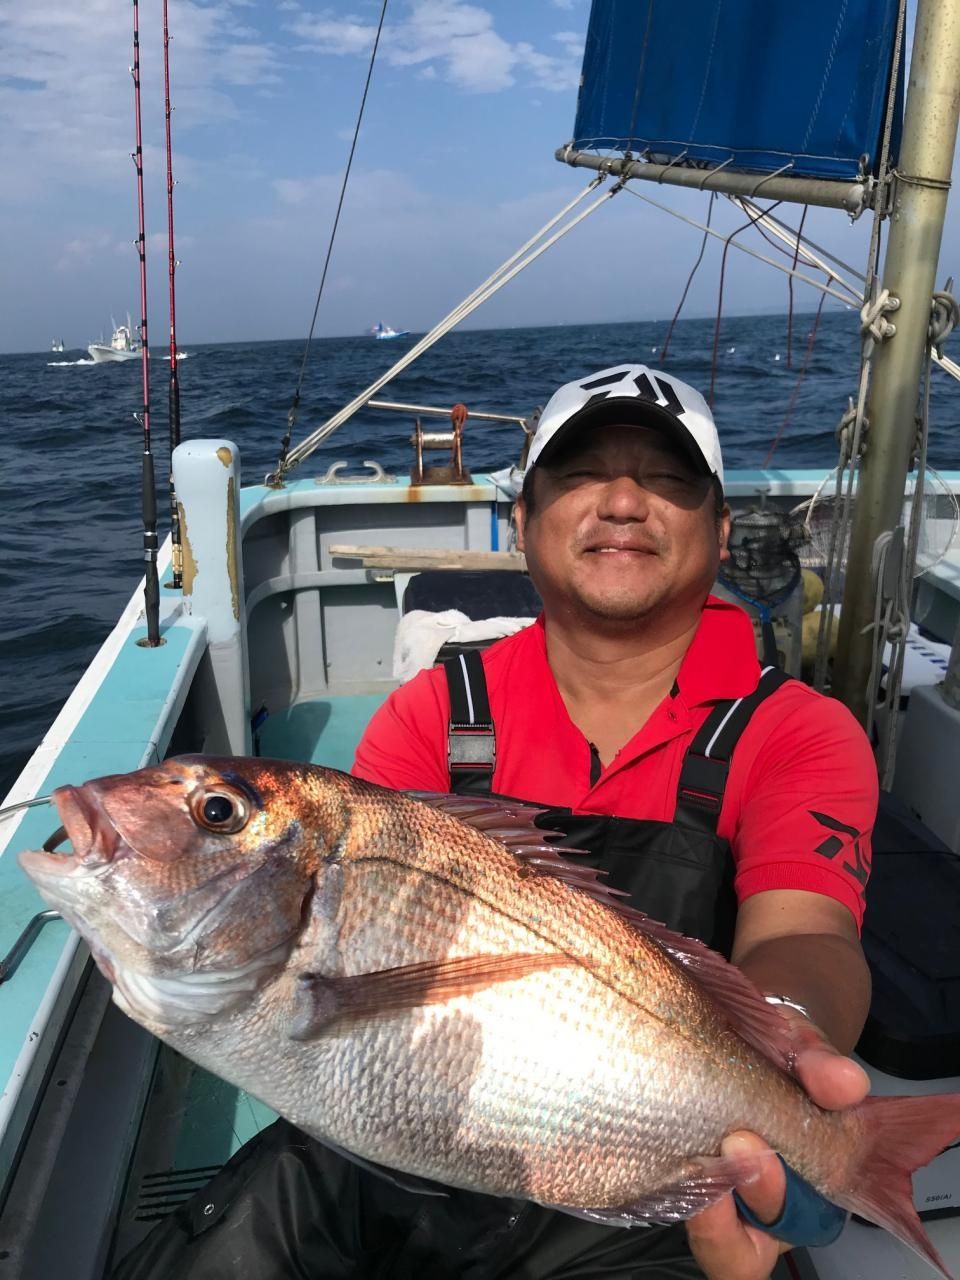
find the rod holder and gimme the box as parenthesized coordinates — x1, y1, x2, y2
(172, 439, 251, 754)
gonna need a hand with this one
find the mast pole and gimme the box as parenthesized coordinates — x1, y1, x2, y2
(132, 0, 161, 647)
(832, 0, 960, 722)
(162, 0, 183, 589)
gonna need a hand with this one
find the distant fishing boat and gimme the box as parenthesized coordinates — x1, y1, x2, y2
(49, 338, 64, 353)
(87, 315, 141, 363)
(370, 321, 409, 340)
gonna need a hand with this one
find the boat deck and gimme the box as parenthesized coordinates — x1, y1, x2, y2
(110, 690, 389, 1264)
(257, 691, 389, 769)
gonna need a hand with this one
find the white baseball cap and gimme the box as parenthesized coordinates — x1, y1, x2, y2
(525, 364, 724, 490)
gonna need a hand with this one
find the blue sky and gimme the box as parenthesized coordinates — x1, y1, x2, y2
(0, 0, 946, 352)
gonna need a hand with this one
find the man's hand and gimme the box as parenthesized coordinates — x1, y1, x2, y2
(685, 1029, 869, 1280)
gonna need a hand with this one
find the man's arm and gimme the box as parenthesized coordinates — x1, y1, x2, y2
(732, 888, 871, 1055)
(687, 691, 878, 1279)
(687, 900, 872, 1280)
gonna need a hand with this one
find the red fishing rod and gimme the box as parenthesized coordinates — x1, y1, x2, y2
(132, 0, 161, 646)
(163, 0, 183, 589)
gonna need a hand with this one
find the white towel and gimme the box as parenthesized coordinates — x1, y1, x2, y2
(393, 610, 535, 683)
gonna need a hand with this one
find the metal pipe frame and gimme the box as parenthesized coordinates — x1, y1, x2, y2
(556, 146, 868, 214)
(367, 399, 527, 426)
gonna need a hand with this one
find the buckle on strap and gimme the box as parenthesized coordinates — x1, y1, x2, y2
(677, 753, 728, 812)
(448, 724, 496, 770)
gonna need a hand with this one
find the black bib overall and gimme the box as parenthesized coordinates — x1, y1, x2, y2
(445, 650, 789, 957)
(113, 656, 789, 1280)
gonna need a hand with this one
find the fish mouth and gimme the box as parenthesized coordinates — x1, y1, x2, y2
(53, 785, 120, 865)
(19, 785, 119, 883)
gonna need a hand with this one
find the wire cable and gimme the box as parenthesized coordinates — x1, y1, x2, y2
(660, 192, 716, 362)
(273, 0, 390, 480)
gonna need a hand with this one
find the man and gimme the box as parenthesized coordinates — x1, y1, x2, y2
(115, 364, 877, 1280)
(351, 363, 878, 1277)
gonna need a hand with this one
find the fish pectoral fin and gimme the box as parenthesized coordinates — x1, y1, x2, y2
(545, 1150, 776, 1227)
(288, 952, 571, 1040)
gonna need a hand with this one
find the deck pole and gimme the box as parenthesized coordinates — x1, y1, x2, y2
(833, 0, 960, 723)
(172, 440, 250, 754)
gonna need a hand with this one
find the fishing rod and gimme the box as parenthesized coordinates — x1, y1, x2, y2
(163, 0, 183, 589)
(132, 0, 161, 646)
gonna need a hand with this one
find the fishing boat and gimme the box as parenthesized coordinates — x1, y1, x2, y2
(87, 317, 142, 364)
(3, 2, 960, 1276)
(371, 321, 409, 339)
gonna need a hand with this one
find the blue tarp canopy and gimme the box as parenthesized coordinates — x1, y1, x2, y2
(573, 0, 903, 182)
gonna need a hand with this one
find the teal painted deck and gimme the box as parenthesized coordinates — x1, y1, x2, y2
(0, 622, 206, 1161)
(156, 690, 389, 1170)
(257, 692, 388, 769)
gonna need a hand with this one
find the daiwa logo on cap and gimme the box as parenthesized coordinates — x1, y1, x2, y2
(526, 363, 724, 488)
(578, 366, 687, 416)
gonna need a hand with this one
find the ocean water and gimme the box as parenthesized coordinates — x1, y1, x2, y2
(2, 312, 959, 797)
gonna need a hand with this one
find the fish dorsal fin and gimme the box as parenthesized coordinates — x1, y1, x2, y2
(606, 908, 800, 1074)
(409, 792, 570, 851)
(408, 793, 627, 910)
(410, 790, 800, 1073)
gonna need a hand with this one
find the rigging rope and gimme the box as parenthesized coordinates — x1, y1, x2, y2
(272, 0, 390, 482)
(811, 289, 900, 693)
(732, 198, 867, 289)
(812, 0, 908, 695)
(872, 285, 960, 782)
(762, 282, 830, 468)
(270, 176, 619, 481)
(622, 185, 860, 307)
(785, 206, 809, 368)
(709, 201, 783, 406)
(659, 192, 716, 362)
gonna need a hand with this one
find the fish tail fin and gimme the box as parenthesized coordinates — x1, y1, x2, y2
(842, 1093, 960, 1279)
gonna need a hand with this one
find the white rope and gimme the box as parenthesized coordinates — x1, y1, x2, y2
(730, 196, 867, 289)
(817, 293, 899, 679)
(733, 194, 960, 386)
(275, 177, 617, 479)
(862, 528, 910, 782)
(878, 287, 960, 781)
(621, 184, 861, 307)
(809, 0, 905, 695)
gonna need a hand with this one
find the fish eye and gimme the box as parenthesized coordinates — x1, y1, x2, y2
(204, 795, 234, 824)
(191, 788, 250, 834)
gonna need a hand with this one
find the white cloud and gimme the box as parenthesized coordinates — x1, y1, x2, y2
(291, 15, 379, 56)
(0, 0, 281, 201)
(146, 231, 197, 253)
(551, 0, 577, 10)
(290, 0, 580, 94)
(553, 31, 585, 53)
(55, 232, 126, 271)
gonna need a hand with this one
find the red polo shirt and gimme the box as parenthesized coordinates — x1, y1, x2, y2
(352, 596, 878, 930)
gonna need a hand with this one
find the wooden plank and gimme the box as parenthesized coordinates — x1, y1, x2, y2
(328, 544, 527, 571)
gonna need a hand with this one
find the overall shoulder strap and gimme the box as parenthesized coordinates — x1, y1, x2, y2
(443, 651, 496, 795)
(675, 665, 792, 834)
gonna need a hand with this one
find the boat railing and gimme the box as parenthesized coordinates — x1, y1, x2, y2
(365, 398, 529, 428)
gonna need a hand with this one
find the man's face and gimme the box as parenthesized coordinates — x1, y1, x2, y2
(516, 423, 730, 627)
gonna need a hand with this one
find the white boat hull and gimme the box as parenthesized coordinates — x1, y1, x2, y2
(87, 344, 140, 363)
